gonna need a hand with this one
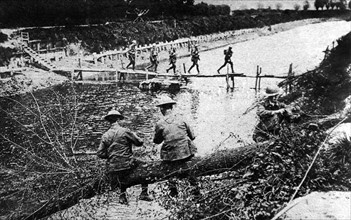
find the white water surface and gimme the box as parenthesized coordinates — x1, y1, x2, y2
(168, 20, 351, 156)
(50, 20, 351, 219)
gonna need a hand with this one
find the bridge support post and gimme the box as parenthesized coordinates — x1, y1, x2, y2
(70, 70, 74, 81)
(254, 65, 262, 92)
(258, 67, 262, 90)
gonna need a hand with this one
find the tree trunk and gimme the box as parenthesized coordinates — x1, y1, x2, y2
(22, 142, 267, 220)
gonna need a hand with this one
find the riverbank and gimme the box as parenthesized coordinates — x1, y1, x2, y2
(1, 17, 350, 220)
(0, 16, 346, 97)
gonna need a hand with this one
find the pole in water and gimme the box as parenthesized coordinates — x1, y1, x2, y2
(258, 67, 262, 91)
(255, 65, 259, 91)
(183, 63, 186, 74)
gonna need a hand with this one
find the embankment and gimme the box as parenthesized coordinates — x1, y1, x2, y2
(19, 10, 351, 54)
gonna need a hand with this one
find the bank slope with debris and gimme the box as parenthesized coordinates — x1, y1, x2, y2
(157, 31, 351, 220)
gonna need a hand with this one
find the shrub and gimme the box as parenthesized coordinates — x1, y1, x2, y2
(303, 0, 311, 10)
(276, 3, 283, 10)
(314, 0, 328, 10)
(0, 32, 7, 43)
(0, 47, 15, 66)
(294, 3, 301, 10)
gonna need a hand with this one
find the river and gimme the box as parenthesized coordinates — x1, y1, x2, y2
(1, 20, 350, 219)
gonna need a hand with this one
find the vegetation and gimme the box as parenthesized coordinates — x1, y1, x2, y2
(314, 0, 348, 10)
(0, 32, 7, 43)
(21, 10, 351, 53)
(155, 31, 351, 219)
(303, 0, 311, 11)
(0, 0, 230, 28)
(0, 47, 16, 66)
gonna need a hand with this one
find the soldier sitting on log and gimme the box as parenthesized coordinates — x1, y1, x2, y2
(253, 86, 301, 142)
(153, 96, 200, 198)
(97, 109, 152, 205)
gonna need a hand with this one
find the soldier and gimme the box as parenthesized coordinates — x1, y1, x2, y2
(153, 96, 199, 198)
(166, 47, 177, 74)
(145, 44, 159, 72)
(253, 86, 299, 142)
(126, 40, 137, 70)
(188, 45, 200, 74)
(97, 109, 152, 205)
(217, 46, 234, 74)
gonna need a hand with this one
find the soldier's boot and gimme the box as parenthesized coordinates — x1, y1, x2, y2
(119, 192, 128, 205)
(139, 185, 153, 201)
(168, 180, 178, 198)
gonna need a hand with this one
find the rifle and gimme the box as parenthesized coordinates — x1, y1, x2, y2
(67, 151, 97, 157)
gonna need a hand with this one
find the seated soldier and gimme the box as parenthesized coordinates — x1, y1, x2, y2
(153, 96, 199, 198)
(97, 109, 152, 205)
(253, 86, 300, 142)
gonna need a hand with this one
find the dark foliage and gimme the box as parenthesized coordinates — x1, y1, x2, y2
(0, 32, 7, 43)
(20, 10, 351, 53)
(292, 32, 351, 115)
(0, 0, 229, 27)
(156, 31, 351, 220)
(0, 47, 16, 66)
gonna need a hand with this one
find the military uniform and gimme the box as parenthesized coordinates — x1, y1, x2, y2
(188, 47, 200, 74)
(126, 41, 137, 70)
(253, 99, 287, 142)
(154, 115, 196, 161)
(217, 47, 234, 74)
(153, 96, 199, 198)
(97, 122, 143, 172)
(146, 47, 159, 72)
(166, 49, 177, 74)
(97, 110, 151, 204)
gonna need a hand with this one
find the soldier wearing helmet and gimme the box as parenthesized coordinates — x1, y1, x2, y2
(217, 46, 234, 74)
(166, 47, 177, 74)
(126, 40, 137, 70)
(145, 44, 159, 72)
(253, 86, 299, 142)
(153, 96, 199, 198)
(97, 109, 152, 204)
(188, 45, 200, 74)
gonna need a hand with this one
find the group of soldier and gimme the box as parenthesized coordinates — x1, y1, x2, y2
(97, 87, 301, 205)
(99, 40, 302, 205)
(125, 40, 236, 75)
(97, 96, 198, 205)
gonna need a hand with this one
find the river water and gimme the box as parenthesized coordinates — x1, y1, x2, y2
(1, 20, 350, 219)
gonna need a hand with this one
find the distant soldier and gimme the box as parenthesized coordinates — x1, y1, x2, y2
(253, 86, 300, 142)
(188, 45, 200, 74)
(126, 40, 137, 70)
(97, 109, 152, 205)
(166, 47, 177, 74)
(153, 96, 200, 198)
(145, 44, 159, 72)
(217, 46, 234, 74)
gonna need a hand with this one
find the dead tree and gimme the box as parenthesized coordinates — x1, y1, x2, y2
(19, 142, 268, 220)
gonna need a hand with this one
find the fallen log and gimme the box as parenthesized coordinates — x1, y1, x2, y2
(20, 142, 269, 220)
